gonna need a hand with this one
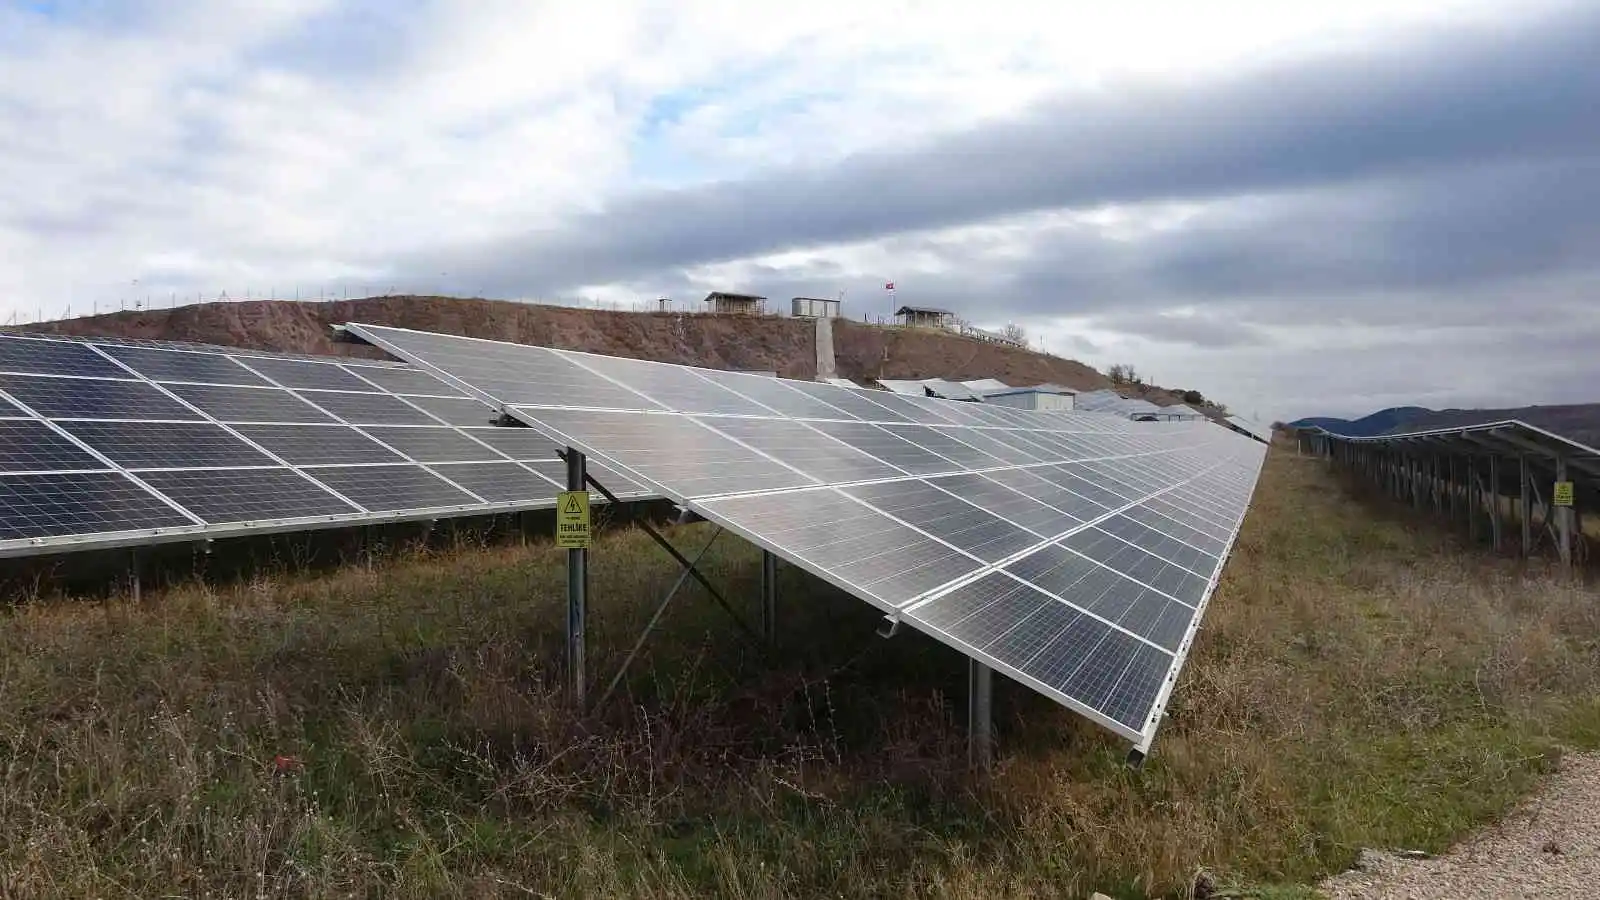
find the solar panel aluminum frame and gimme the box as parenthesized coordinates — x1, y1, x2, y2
(1126, 453, 1265, 754)
(344, 323, 1267, 752)
(0, 335, 643, 559)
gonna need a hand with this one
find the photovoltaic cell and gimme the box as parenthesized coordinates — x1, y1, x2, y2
(238, 357, 377, 392)
(1060, 527, 1210, 606)
(782, 380, 910, 422)
(694, 369, 855, 420)
(0, 375, 204, 421)
(0, 471, 194, 539)
(99, 346, 270, 386)
(61, 421, 277, 470)
(0, 337, 128, 379)
(0, 421, 106, 472)
(935, 427, 1044, 464)
(520, 407, 813, 496)
(465, 427, 562, 461)
(358, 426, 505, 463)
(343, 365, 465, 396)
(406, 395, 502, 427)
(844, 479, 1038, 562)
(234, 424, 404, 466)
(700, 488, 984, 608)
(806, 420, 962, 475)
(353, 326, 648, 409)
(878, 424, 1002, 469)
(166, 384, 338, 424)
(139, 469, 357, 523)
(307, 464, 479, 511)
(697, 417, 903, 483)
(926, 472, 1080, 536)
(518, 456, 650, 496)
(427, 462, 562, 503)
(1002, 543, 1192, 650)
(296, 390, 437, 425)
(561, 353, 772, 416)
(906, 573, 1171, 729)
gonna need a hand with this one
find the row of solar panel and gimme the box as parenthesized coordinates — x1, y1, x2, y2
(0, 334, 650, 551)
(342, 325, 1144, 430)
(347, 324, 1268, 747)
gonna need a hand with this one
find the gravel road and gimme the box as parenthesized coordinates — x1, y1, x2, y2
(1320, 753, 1600, 899)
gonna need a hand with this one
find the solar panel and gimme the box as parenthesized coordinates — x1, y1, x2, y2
(0, 333, 653, 557)
(97, 345, 271, 387)
(346, 323, 1267, 753)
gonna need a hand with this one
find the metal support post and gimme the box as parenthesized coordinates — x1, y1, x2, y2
(968, 658, 993, 773)
(1520, 455, 1532, 556)
(1449, 456, 1458, 520)
(1468, 458, 1481, 543)
(1489, 456, 1502, 551)
(761, 549, 778, 646)
(565, 448, 588, 707)
(1556, 457, 1574, 570)
(128, 551, 140, 602)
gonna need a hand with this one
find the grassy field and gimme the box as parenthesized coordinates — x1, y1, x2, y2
(1, 451, 1597, 898)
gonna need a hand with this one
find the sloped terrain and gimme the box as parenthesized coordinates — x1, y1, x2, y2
(17, 296, 1203, 407)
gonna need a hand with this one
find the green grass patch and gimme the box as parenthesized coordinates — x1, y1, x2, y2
(0, 452, 1596, 898)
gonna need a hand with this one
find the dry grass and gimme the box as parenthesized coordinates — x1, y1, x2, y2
(1, 452, 1597, 898)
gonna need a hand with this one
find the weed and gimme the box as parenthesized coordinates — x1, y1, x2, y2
(0, 453, 1594, 897)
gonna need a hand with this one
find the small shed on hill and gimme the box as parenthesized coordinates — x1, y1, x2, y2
(895, 305, 953, 329)
(703, 292, 767, 315)
(791, 297, 841, 319)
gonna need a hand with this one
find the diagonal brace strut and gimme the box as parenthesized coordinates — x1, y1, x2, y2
(596, 525, 725, 709)
(568, 454, 760, 643)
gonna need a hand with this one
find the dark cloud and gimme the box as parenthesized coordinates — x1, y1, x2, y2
(356, 4, 1600, 423)
(394, 3, 1600, 295)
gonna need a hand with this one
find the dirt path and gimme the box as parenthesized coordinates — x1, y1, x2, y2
(1319, 753, 1600, 899)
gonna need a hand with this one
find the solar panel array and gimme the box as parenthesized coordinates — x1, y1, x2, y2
(1077, 389, 1167, 418)
(1225, 416, 1274, 444)
(0, 333, 648, 557)
(347, 323, 1267, 752)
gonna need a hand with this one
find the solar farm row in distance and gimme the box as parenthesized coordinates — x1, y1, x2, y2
(346, 323, 1267, 754)
(0, 333, 648, 556)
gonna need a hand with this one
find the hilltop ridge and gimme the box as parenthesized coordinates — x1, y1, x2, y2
(18, 295, 1211, 410)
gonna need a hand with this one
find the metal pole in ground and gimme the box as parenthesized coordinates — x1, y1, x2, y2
(1556, 457, 1573, 570)
(566, 448, 588, 707)
(761, 549, 778, 646)
(1489, 455, 1502, 552)
(1521, 455, 1532, 556)
(1449, 456, 1459, 521)
(1468, 457, 1481, 543)
(968, 658, 994, 773)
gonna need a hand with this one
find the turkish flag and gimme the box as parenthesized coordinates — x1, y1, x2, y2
(884, 281, 895, 291)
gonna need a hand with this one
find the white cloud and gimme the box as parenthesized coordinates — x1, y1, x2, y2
(0, 0, 1585, 418)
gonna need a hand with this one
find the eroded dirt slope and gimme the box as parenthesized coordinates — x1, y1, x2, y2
(22, 295, 1201, 406)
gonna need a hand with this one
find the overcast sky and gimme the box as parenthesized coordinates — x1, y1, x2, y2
(2, 0, 1596, 422)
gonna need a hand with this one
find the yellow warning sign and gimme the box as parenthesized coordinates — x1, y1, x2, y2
(556, 491, 592, 548)
(1553, 481, 1575, 507)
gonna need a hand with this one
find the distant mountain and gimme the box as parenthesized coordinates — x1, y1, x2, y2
(1385, 405, 1600, 447)
(1289, 406, 1431, 437)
